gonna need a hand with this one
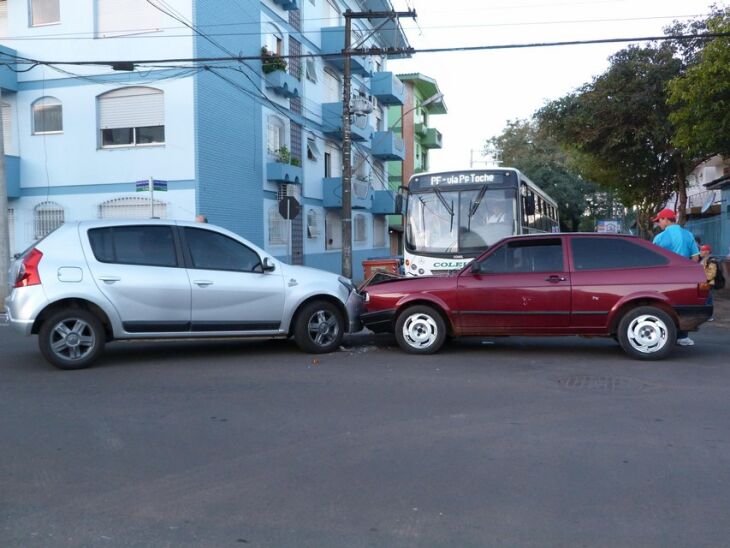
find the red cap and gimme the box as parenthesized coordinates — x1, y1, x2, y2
(700, 244, 712, 252)
(652, 208, 676, 222)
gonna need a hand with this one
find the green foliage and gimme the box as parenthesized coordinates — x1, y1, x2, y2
(537, 44, 688, 234)
(261, 46, 287, 74)
(668, 10, 730, 159)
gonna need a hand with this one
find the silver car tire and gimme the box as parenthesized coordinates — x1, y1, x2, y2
(617, 306, 676, 360)
(395, 305, 447, 354)
(293, 301, 344, 354)
(38, 309, 105, 370)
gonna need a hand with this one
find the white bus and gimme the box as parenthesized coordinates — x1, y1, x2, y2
(404, 168, 560, 276)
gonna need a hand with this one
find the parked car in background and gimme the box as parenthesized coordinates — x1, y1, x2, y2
(360, 233, 712, 360)
(3, 220, 362, 369)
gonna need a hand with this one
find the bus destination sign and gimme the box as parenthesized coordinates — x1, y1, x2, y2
(409, 170, 514, 191)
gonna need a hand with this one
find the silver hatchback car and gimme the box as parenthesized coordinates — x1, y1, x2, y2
(4, 220, 362, 369)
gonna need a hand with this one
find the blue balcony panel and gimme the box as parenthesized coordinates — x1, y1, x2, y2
(5, 155, 20, 199)
(323, 177, 372, 209)
(264, 70, 300, 98)
(371, 131, 405, 161)
(320, 27, 373, 76)
(370, 72, 405, 105)
(322, 102, 372, 142)
(267, 162, 303, 184)
(371, 189, 400, 215)
(0, 45, 19, 91)
(272, 0, 299, 10)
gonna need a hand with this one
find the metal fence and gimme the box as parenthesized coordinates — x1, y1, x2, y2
(685, 215, 726, 256)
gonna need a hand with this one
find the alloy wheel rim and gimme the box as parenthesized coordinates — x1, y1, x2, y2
(403, 313, 438, 349)
(307, 310, 339, 347)
(50, 318, 96, 361)
(626, 314, 668, 354)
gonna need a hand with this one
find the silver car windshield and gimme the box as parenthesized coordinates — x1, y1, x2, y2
(406, 189, 516, 254)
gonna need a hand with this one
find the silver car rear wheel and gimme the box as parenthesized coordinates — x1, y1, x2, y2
(39, 309, 105, 369)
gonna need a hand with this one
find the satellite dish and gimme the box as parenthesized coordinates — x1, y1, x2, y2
(701, 191, 716, 214)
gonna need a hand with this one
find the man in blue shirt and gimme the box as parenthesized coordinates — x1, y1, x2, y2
(652, 208, 700, 346)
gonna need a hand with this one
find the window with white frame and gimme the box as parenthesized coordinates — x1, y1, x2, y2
(323, 68, 340, 103)
(267, 115, 285, 155)
(98, 87, 164, 148)
(325, 212, 342, 250)
(354, 214, 367, 243)
(268, 205, 288, 246)
(306, 135, 320, 161)
(30, 0, 60, 26)
(373, 216, 386, 247)
(264, 23, 283, 55)
(306, 208, 321, 239)
(2, 101, 12, 149)
(98, 196, 167, 219)
(32, 96, 63, 134)
(305, 58, 317, 83)
(33, 201, 64, 239)
(96, 0, 161, 37)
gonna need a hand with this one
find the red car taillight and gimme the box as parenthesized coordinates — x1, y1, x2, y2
(14, 248, 43, 288)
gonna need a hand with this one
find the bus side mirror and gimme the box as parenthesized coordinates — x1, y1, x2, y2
(524, 195, 536, 216)
(395, 194, 404, 214)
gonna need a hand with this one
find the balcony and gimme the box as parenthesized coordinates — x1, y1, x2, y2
(371, 189, 401, 214)
(320, 27, 373, 76)
(421, 127, 443, 149)
(266, 161, 303, 184)
(414, 122, 427, 136)
(370, 72, 405, 105)
(5, 155, 20, 199)
(371, 131, 405, 161)
(271, 0, 299, 9)
(323, 177, 372, 209)
(264, 70, 300, 98)
(0, 45, 19, 92)
(322, 102, 372, 142)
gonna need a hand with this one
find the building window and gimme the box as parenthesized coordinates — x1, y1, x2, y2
(33, 201, 64, 239)
(268, 205, 288, 246)
(2, 101, 12, 149)
(306, 136, 320, 161)
(373, 216, 386, 247)
(306, 209, 321, 239)
(96, 0, 161, 38)
(264, 24, 283, 56)
(32, 97, 63, 134)
(30, 0, 60, 26)
(305, 58, 318, 83)
(98, 196, 167, 219)
(267, 115, 285, 155)
(0, 1, 8, 37)
(98, 87, 164, 148)
(325, 212, 342, 250)
(323, 68, 340, 103)
(354, 214, 367, 243)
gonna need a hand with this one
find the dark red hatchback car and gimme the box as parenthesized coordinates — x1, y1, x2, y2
(360, 234, 712, 360)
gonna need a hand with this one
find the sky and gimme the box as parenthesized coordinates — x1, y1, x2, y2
(387, 0, 725, 171)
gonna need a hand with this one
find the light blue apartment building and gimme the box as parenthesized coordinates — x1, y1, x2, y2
(0, 0, 409, 277)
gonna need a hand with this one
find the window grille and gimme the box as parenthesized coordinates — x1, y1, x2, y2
(289, 38, 302, 79)
(354, 214, 367, 242)
(306, 209, 321, 239)
(98, 196, 167, 219)
(353, 178, 370, 199)
(33, 201, 64, 239)
(268, 206, 288, 246)
(373, 216, 386, 247)
(325, 212, 342, 249)
(32, 97, 63, 134)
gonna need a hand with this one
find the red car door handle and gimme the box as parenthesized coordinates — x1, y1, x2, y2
(545, 275, 567, 283)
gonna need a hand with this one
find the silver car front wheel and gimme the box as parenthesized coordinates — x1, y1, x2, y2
(294, 300, 344, 354)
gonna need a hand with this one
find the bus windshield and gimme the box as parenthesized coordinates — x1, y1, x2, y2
(406, 188, 516, 255)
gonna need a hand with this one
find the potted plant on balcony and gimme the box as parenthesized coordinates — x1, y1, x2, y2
(276, 146, 291, 164)
(261, 46, 287, 74)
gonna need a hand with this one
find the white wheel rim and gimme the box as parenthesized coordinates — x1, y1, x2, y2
(307, 310, 339, 347)
(626, 314, 669, 354)
(402, 312, 439, 349)
(49, 317, 97, 361)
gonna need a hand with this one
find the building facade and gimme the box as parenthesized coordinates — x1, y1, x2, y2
(0, 0, 409, 279)
(385, 72, 446, 254)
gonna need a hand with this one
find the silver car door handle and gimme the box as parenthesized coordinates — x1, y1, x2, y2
(193, 280, 214, 287)
(98, 276, 121, 284)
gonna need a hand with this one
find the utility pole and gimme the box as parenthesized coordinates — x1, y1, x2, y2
(341, 8, 416, 279)
(0, 92, 10, 301)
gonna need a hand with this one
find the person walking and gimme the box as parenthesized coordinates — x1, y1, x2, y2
(652, 208, 700, 345)
(700, 244, 717, 321)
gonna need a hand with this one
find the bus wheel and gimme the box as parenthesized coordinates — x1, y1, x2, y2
(395, 305, 446, 354)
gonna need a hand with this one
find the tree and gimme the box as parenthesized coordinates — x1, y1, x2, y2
(487, 119, 599, 231)
(537, 44, 689, 235)
(668, 10, 730, 159)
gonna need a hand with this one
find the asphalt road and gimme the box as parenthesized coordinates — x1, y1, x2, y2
(2, 325, 730, 548)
